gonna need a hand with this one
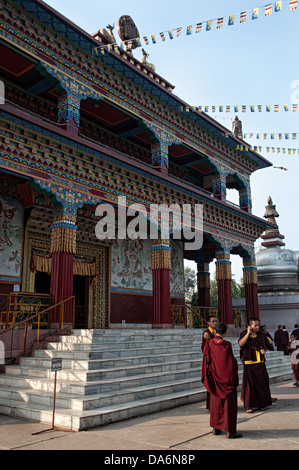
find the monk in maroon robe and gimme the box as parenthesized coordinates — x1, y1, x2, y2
(201, 315, 218, 352)
(202, 322, 242, 439)
(201, 315, 218, 411)
(286, 335, 299, 387)
(239, 317, 273, 413)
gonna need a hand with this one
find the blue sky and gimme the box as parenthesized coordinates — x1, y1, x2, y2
(45, 0, 299, 280)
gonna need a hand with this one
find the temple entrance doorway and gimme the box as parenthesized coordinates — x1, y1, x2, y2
(73, 275, 89, 329)
(34, 272, 51, 294)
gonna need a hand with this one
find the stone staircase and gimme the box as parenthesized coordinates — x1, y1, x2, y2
(0, 329, 293, 431)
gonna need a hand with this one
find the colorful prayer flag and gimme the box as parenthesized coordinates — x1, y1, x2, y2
(205, 106, 209, 112)
(234, 106, 238, 112)
(196, 23, 202, 33)
(240, 11, 247, 22)
(228, 15, 235, 25)
(135, 37, 142, 47)
(271, 134, 275, 139)
(206, 20, 213, 31)
(284, 104, 289, 111)
(250, 105, 255, 112)
(293, 133, 297, 139)
(252, 8, 259, 19)
(266, 105, 271, 112)
(289, 0, 298, 10)
(151, 35, 156, 44)
(168, 30, 174, 39)
(265, 4, 273, 15)
(187, 25, 192, 35)
(212, 106, 216, 112)
(242, 105, 246, 112)
(258, 105, 262, 112)
(219, 106, 223, 112)
(293, 104, 298, 111)
(160, 32, 166, 42)
(143, 36, 149, 45)
(177, 27, 182, 36)
(274, 105, 279, 112)
(279, 133, 282, 139)
(226, 106, 230, 112)
(264, 133, 267, 139)
(275, 1, 282, 11)
(285, 133, 289, 139)
(217, 18, 224, 28)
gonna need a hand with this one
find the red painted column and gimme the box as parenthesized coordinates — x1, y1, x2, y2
(151, 240, 172, 328)
(50, 205, 77, 324)
(215, 253, 233, 324)
(243, 258, 259, 319)
(197, 263, 210, 307)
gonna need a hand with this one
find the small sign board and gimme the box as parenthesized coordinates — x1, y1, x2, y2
(51, 358, 62, 372)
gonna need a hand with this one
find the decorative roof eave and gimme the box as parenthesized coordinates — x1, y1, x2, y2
(13, 0, 272, 172)
(0, 103, 274, 234)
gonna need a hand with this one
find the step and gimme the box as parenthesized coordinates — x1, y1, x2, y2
(0, 329, 293, 431)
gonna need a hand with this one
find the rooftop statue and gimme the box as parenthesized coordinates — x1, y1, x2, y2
(232, 116, 243, 139)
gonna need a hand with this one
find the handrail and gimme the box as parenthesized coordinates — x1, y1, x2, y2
(170, 304, 221, 329)
(0, 296, 75, 367)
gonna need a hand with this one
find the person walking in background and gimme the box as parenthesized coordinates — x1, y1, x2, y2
(274, 325, 289, 354)
(201, 322, 242, 439)
(286, 334, 299, 387)
(261, 325, 274, 351)
(239, 317, 273, 413)
(291, 324, 299, 340)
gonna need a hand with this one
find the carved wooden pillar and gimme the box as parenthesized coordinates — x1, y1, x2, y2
(243, 257, 259, 319)
(50, 204, 77, 323)
(151, 239, 172, 328)
(239, 187, 252, 214)
(212, 174, 226, 201)
(215, 251, 233, 324)
(151, 140, 169, 175)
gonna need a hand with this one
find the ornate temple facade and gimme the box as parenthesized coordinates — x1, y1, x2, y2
(0, 0, 273, 330)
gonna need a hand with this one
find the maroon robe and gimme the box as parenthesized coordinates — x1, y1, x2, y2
(286, 341, 299, 381)
(274, 329, 289, 354)
(239, 330, 272, 410)
(201, 327, 215, 410)
(202, 337, 239, 433)
(201, 327, 214, 352)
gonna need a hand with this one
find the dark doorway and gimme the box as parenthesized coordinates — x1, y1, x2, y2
(35, 272, 51, 294)
(73, 275, 89, 328)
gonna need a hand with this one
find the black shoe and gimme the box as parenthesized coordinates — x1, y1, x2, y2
(226, 432, 242, 439)
(212, 428, 222, 435)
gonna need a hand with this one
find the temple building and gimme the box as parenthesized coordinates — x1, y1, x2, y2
(0, 0, 273, 332)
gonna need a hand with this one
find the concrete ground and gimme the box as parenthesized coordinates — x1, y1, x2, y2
(0, 379, 298, 451)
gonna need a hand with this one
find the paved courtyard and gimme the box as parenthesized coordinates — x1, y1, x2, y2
(0, 379, 298, 451)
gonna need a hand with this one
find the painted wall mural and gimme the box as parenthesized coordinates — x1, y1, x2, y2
(111, 238, 184, 296)
(0, 194, 24, 278)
